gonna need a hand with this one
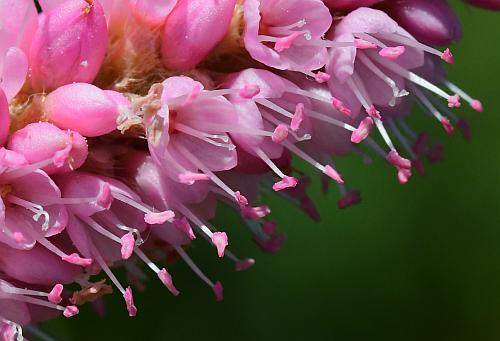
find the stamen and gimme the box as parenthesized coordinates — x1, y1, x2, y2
(443, 80, 483, 112)
(373, 57, 455, 102)
(282, 141, 344, 184)
(358, 52, 409, 106)
(355, 39, 378, 49)
(134, 248, 180, 296)
(379, 46, 406, 60)
(354, 33, 387, 48)
(272, 124, 289, 143)
(255, 148, 298, 191)
(174, 246, 221, 300)
(410, 84, 454, 135)
(211, 232, 228, 258)
(22, 223, 92, 266)
(291, 103, 305, 131)
(6, 194, 50, 231)
(375, 33, 454, 63)
(175, 123, 235, 150)
(89, 241, 137, 316)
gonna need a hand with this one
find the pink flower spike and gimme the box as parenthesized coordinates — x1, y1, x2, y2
(144, 210, 175, 224)
(366, 105, 381, 119)
(337, 191, 362, 209)
(331, 97, 352, 117)
(457, 118, 472, 142)
(235, 258, 255, 272)
(124, 287, 138, 317)
(120, 233, 135, 260)
(470, 99, 483, 112)
(274, 32, 302, 52)
(272, 176, 298, 192)
(323, 165, 344, 184)
(387, 150, 412, 169)
(291, 103, 305, 131)
(174, 217, 196, 240)
(314, 72, 331, 83)
(158, 268, 180, 296)
(213, 281, 224, 302)
(448, 94, 461, 108)
(379, 46, 406, 60)
(441, 48, 454, 64)
(48, 284, 64, 304)
(241, 205, 271, 220)
(398, 168, 412, 185)
(351, 117, 374, 143)
(355, 39, 378, 49)
(63, 305, 79, 318)
(62, 253, 93, 267)
(234, 191, 249, 208)
(211, 232, 229, 258)
(440, 117, 454, 136)
(97, 183, 112, 210)
(178, 172, 210, 184)
(272, 124, 289, 143)
(239, 84, 261, 99)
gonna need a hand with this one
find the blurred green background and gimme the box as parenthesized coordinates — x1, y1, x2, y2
(41, 2, 500, 340)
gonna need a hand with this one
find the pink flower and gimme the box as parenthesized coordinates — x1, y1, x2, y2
(29, 0, 108, 91)
(0, 148, 70, 250)
(243, 0, 332, 76)
(142, 77, 238, 187)
(161, 0, 236, 70)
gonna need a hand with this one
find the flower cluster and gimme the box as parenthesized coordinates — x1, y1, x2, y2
(0, 0, 497, 338)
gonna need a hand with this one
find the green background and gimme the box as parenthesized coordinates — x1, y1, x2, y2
(41, 2, 500, 340)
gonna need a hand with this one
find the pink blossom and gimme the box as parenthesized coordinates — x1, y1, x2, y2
(243, 0, 332, 75)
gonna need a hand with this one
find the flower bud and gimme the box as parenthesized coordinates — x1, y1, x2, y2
(8, 122, 88, 175)
(463, 0, 500, 10)
(44, 83, 119, 137)
(29, 0, 108, 91)
(161, 0, 236, 71)
(383, 0, 462, 46)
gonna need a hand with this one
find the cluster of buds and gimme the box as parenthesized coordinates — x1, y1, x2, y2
(0, 0, 497, 338)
